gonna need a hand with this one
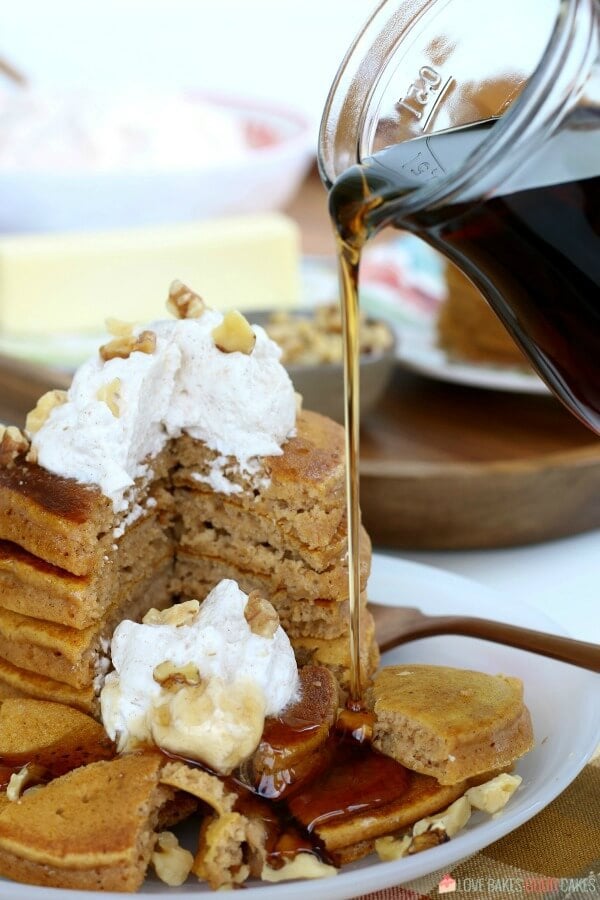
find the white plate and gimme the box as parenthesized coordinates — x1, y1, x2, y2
(392, 323, 550, 395)
(0, 555, 598, 899)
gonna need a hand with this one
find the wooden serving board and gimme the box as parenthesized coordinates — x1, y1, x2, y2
(359, 368, 600, 549)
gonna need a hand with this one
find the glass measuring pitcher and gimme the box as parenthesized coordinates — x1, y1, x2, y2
(319, 0, 600, 433)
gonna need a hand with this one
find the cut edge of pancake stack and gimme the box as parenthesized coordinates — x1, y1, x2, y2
(0, 291, 376, 712)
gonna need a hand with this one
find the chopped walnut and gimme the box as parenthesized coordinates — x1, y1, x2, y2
(99, 330, 156, 361)
(153, 660, 202, 690)
(0, 425, 30, 467)
(374, 834, 412, 861)
(143, 600, 200, 627)
(96, 378, 122, 417)
(6, 764, 47, 801)
(25, 390, 68, 435)
(105, 317, 135, 338)
(244, 591, 279, 638)
(212, 310, 256, 355)
(412, 796, 471, 840)
(407, 830, 448, 854)
(265, 303, 393, 365)
(167, 280, 206, 319)
(152, 830, 194, 887)
(465, 773, 522, 814)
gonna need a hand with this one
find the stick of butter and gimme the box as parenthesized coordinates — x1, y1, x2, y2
(0, 213, 300, 334)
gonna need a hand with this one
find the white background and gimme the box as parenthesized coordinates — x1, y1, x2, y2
(1, 0, 374, 134)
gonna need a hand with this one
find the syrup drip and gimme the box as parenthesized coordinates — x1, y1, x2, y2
(287, 710, 409, 835)
(163, 703, 410, 868)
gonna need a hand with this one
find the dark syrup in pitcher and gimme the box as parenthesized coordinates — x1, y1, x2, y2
(331, 116, 600, 434)
(329, 114, 600, 706)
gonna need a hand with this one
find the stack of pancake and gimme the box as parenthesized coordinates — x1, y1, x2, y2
(0, 409, 375, 713)
(172, 410, 376, 688)
(437, 262, 530, 368)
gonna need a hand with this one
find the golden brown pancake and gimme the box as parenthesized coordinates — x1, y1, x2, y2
(0, 753, 172, 891)
(367, 664, 534, 785)
(438, 263, 529, 367)
(247, 666, 338, 800)
(0, 409, 377, 705)
(318, 772, 468, 857)
(0, 698, 114, 779)
(0, 565, 171, 689)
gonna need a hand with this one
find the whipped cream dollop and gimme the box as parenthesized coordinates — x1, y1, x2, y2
(31, 311, 296, 511)
(100, 579, 299, 774)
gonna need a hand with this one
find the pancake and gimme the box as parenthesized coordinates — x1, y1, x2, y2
(438, 263, 529, 367)
(0, 698, 114, 780)
(0, 565, 172, 690)
(0, 407, 377, 705)
(0, 512, 173, 629)
(366, 664, 534, 785)
(308, 771, 469, 857)
(0, 753, 172, 891)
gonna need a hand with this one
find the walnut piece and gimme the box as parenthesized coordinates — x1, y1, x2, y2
(152, 831, 194, 887)
(96, 378, 122, 417)
(412, 796, 471, 840)
(408, 830, 448, 854)
(143, 599, 200, 627)
(0, 425, 30, 467)
(167, 280, 206, 319)
(212, 310, 256, 355)
(105, 317, 135, 338)
(244, 591, 279, 638)
(374, 834, 412, 861)
(465, 773, 522, 814)
(6, 764, 47, 801)
(25, 390, 68, 435)
(261, 854, 338, 882)
(153, 660, 202, 690)
(99, 329, 156, 361)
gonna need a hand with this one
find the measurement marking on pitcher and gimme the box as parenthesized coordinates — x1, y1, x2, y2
(396, 65, 445, 121)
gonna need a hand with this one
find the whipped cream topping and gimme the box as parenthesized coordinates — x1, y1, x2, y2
(30, 311, 296, 511)
(100, 580, 299, 774)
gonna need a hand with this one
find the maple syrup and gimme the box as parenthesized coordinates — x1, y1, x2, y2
(330, 117, 600, 433)
(288, 710, 409, 835)
(234, 704, 410, 866)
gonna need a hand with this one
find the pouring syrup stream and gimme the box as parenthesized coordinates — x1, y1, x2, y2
(332, 168, 385, 707)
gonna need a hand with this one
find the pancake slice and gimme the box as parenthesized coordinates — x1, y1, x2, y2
(0, 753, 173, 892)
(317, 771, 468, 857)
(367, 664, 534, 785)
(0, 699, 114, 782)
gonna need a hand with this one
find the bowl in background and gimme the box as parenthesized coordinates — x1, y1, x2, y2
(0, 92, 314, 233)
(250, 308, 396, 423)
